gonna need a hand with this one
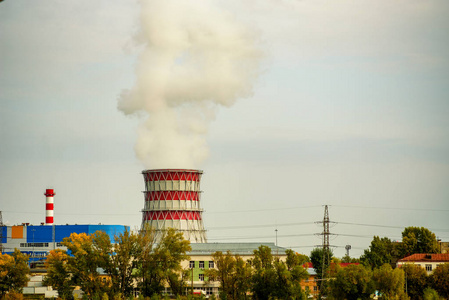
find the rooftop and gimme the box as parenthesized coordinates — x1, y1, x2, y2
(398, 253, 449, 262)
(189, 242, 288, 255)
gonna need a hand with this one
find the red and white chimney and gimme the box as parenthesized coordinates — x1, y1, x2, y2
(44, 189, 55, 225)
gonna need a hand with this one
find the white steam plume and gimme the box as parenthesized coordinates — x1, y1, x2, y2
(118, 0, 262, 169)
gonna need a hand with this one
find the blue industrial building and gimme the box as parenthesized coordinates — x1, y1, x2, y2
(1, 224, 129, 263)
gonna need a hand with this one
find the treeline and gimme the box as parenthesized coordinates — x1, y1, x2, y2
(1, 226, 448, 300)
(313, 252, 449, 300)
(44, 227, 191, 300)
(206, 246, 310, 300)
(311, 226, 449, 300)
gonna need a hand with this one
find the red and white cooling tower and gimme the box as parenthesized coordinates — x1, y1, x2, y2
(44, 189, 55, 225)
(141, 169, 207, 243)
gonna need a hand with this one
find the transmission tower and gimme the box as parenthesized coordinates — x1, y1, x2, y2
(321, 205, 330, 283)
(315, 205, 334, 294)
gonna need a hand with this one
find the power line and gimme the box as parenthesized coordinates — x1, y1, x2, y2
(335, 221, 449, 233)
(208, 221, 315, 230)
(332, 204, 449, 213)
(206, 205, 322, 214)
(207, 233, 316, 241)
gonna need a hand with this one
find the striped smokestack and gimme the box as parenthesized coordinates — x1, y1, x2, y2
(44, 189, 55, 225)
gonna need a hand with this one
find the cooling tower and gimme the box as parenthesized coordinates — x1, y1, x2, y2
(141, 169, 207, 243)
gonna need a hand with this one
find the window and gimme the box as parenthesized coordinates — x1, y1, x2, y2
(313, 286, 318, 291)
(209, 261, 214, 268)
(199, 274, 204, 281)
(189, 261, 195, 269)
(199, 261, 205, 269)
(425, 264, 432, 272)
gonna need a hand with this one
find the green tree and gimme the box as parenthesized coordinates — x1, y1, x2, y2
(423, 287, 440, 300)
(328, 264, 375, 300)
(205, 251, 252, 300)
(250, 246, 307, 300)
(430, 263, 449, 299)
(398, 227, 439, 257)
(310, 248, 333, 280)
(373, 263, 406, 299)
(43, 249, 74, 299)
(250, 245, 277, 300)
(110, 228, 145, 298)
(360, 236, 394, 269)
(0, 249, 29, 297)
(402, 264, 428, 300)
(205, 251, 236, 299)
(310, 247, 333, 297)
(137, 228, 191, 297)
(341, 255, 360, 263)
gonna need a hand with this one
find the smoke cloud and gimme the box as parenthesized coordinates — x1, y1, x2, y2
(118, 0, 262, 169)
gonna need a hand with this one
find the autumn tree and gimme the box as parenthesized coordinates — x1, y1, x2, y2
(398, 227, 439, 258)
(62, 232, 111, 299)
(0, 249, 29, 297)
(401, 264, 428, 300)
(328, 264, 375, 300)
(373, 263, 407, 299)
(430, 263, 449, 299)
(43, 249, 74, 300)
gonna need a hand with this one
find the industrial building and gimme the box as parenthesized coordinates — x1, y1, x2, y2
(0, 188, 129, 264)
(1, 224, 129, 264)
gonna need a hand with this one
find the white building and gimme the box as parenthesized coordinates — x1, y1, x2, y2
(397, 253, 449, 274)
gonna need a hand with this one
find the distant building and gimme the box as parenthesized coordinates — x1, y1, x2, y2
(178, 242, 288, 297)
(397, 253, 449, 274)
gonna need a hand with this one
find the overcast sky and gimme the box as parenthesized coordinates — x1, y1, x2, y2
(1, 0, 448, 258)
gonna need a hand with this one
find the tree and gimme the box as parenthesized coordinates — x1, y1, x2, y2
(423, 287, 440, 300)
(360, 236, 394, 269)
(373, 263, 406, 299)
(401, 264, 428, 300)
(137, 228, 191, 297)
(430, 263, 449, 299)
(328, 264, 375, 300)
(310, 248, 333, 280)
(43, 249, 74, 300)
(342, 255, 360, 263)
(0, 249, 29, 297)
(62, 232, 111, 299)
(250, 245, 277, 300)
(206, 251, 252, 300)
(250, 246, 307, 300)
(398, 227, 439, 258)
(109, 228, 143, 298)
